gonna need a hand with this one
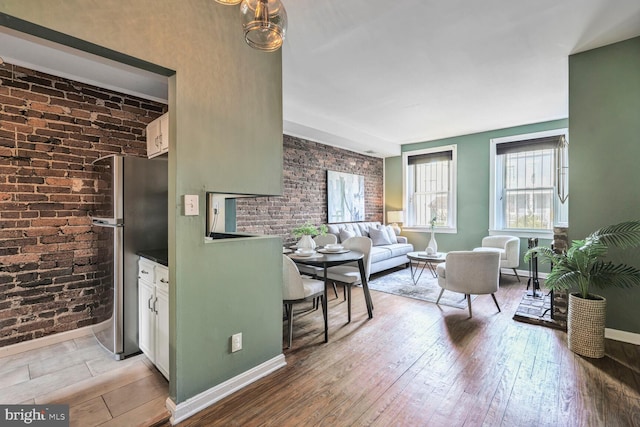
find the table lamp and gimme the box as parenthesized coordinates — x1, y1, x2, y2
(387, 211, 404, 235)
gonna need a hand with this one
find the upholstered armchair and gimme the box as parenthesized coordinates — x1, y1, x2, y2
(473, 235, 521, 281)
(282, 255, 326, 348)
(435, 251, 501, 318)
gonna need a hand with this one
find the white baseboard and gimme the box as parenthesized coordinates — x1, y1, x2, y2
(605, 328, 640, 345)
(166, 353, 286, 425)
(501, 268, 548, 280)
(0, 323, 95, 358)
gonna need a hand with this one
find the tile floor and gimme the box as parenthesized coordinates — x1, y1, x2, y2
(0, 333, 170, 427)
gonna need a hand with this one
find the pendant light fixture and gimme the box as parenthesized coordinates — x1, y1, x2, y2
(214, 0, 241, 4)
(240, 0, 287, 52)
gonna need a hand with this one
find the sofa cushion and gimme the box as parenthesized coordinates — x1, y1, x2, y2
(370, 246, 392, 264)
(383, 225, 398, 244)
(369, 227, 393, 246)
(339, 228, 355, 242)
(386, 243, 414, 258)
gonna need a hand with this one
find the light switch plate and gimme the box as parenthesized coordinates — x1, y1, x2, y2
(184, 194, 199, 216)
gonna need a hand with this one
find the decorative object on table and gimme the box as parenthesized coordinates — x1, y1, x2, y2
(292, 222, 328, 250)
(525, 220, 640, 358)
(327, 170, 365, 223)
(426, 216, 438, 255)
(387, 210, 404, 235)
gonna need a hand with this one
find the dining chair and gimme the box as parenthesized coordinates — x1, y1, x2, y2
(297, 233, 340, 298)
(435, 251, 501, 318)
(282, 255, 326, 348)
(325, 236, 373, 323)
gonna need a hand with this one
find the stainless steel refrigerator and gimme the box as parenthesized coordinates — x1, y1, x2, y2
(91, 154, 168, 359)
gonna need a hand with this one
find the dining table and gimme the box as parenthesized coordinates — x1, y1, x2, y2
(288, 249, 374, 342)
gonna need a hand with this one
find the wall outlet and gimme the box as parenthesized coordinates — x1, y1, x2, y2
(231, 333, 242, 353)
(183, 194, 199, 216)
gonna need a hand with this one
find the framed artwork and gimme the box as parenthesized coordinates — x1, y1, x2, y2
(327, 170, 365, 223)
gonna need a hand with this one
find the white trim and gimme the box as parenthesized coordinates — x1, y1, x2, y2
(402, 144, 457, 230)
(167, 354, 286, 425)
(402, 227, 457, 234)
(489, 128, 568, 234)
(605, 328, 640, 346)
(489, 229, 553, 240)
(0, 322, 95, 358)
(501, 268, 548, 280)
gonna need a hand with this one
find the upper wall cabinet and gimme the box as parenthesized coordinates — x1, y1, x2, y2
(146, 112, 169, 158)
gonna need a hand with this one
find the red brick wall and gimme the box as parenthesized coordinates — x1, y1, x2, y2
(236, 135, 384, 246)
(0, 63, 167, 347)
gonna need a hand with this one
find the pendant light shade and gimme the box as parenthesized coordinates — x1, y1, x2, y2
(240, 0, 287, 52)
(215, 0, 242, 5)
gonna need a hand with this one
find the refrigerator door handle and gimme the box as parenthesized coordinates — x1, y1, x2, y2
(148, 295, 154, 311)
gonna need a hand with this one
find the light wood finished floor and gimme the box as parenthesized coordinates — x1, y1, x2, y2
(0, 334, 170, 427)
(170, 273, 640, 427)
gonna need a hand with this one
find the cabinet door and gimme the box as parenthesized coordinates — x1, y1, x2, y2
(138, 280, 155, 361)
(146, 116, 162, 158)
(159, 113, 169, 153)
(155, 288, 170, 379)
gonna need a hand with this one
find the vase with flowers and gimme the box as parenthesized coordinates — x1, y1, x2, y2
(292, 222, 328, 250)
(427, 216, 438, 255)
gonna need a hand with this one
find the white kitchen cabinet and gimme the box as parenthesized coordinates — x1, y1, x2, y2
(138, 257, 169, 379)
(146, 112, 169, 158)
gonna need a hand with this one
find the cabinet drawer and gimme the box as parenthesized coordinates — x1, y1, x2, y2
(155, 265, 169, 292)
(139, 259, 155, 283)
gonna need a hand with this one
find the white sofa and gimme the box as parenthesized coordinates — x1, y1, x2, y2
(326, 221, 414, 275)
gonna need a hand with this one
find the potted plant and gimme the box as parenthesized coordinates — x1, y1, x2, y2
(525, 220, 640, 358)
(292, 222, 328, 250)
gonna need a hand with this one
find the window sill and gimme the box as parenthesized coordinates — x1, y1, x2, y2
(402, 226, 457, 234)
(489, 229, 553, 240)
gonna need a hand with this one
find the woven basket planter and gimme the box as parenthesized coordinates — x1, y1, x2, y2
(567, 293, 606, 358)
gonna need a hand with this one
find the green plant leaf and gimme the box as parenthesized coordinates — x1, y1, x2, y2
(589, 220, 640, 249)
(589, 261, 640, 290)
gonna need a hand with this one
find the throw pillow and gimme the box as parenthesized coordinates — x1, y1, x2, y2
(339, 228, 355, 243)
(369, 227, 393, 246)
(384, 225, 398, 244)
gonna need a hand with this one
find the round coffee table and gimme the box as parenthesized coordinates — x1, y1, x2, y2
(407, 251, 447, 284)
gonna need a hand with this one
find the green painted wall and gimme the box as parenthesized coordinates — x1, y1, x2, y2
(385, 119, 568, 270)
(1, 0, 284, 403)
(569, 36, 640, 333)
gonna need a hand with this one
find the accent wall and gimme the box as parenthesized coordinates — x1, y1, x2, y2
(569, 36, 640, 334)
(385, 119, 568, 270)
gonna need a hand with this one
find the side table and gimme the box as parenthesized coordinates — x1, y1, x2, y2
(407, 251, 447, 284)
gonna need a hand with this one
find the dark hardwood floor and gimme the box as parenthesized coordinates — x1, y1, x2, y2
(172, 272, 640, 427)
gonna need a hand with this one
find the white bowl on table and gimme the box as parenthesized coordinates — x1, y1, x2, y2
(295, 248, 315, 257)
(323, 244, 344, 253)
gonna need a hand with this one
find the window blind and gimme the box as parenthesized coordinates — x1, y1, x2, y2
(496, 135, 562, 155)
(407, 150, 453, 165)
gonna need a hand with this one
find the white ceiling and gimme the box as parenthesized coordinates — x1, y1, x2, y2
(2, 1, 640, 158)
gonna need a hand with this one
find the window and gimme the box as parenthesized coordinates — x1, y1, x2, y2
(403, 145, 457, 232)
(490, 129, 568, 238)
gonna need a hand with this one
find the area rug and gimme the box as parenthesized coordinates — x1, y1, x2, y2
(368, 267, 473, 309)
